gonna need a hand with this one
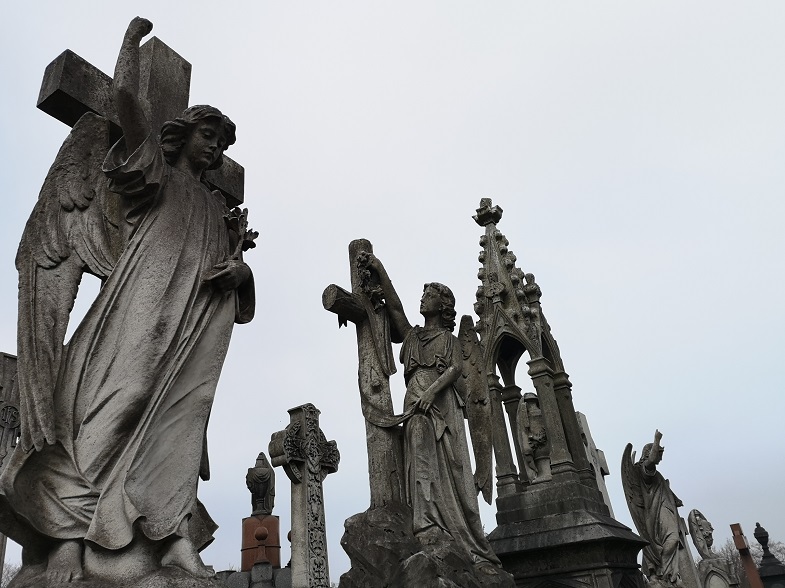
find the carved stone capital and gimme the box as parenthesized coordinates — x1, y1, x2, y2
(269, 403, 340, 485)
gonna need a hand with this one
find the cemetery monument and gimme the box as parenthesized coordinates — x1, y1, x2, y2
(688, 509, 739, 588)
(0, 17, 256, 588)
(325, 199, 647, 588)
(622, 431, 699, 588)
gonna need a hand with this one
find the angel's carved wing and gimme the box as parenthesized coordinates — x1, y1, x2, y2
(16, 112, 120, 451)
(621, 442, 649, 542)
(457, 315, 493, 505)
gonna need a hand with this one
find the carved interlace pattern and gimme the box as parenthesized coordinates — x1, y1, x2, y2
(0, 403, 20, 469)
(278, 403, 339, 588)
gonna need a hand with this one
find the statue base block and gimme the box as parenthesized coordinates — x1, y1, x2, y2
(9, 563, 230, 588)
(488, 507, 647, 588)
(337, 503, 514, 588)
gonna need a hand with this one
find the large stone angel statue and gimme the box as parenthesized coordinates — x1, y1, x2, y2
(0, 17, 255, 587)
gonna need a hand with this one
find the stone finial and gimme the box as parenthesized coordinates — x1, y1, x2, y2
(755, 523, 785, 578)
(473, 198, 503, 226)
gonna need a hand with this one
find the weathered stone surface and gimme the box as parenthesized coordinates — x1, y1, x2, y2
(217, 571, 249, 588)
(622, 431, 699, 588)
(36, 34, 243, 206)
(270, 404, 339, 588)
(339, 503, 514, 588)
(329, 246, 512, 586)
(754, 523, 785, 588)
(577, 410, 614, 517)
(9, 564, 230, 588)
(338, 504, 418, 587)
(322, 239, 404, 508)
(249, 562, 274, 587)
(242, 515, 281, 571)
(2, 17, 256, 586)
(689, 509, 719, 560)
(688, 509, 739, 588)
(468, 199, 646, 588)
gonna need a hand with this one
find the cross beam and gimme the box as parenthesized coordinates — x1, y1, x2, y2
(37, 37, 244, 206)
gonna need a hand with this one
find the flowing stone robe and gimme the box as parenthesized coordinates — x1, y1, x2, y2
(0, 134, 254, 550)
(400, 326, 500, 566)
(634, 462, 683, 582)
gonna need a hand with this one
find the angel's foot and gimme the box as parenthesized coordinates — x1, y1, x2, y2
(161, 537, 214, 578)
(475, 561, 500, 576)
(46, 540, 84, 584)
(415, 525, 452, 547)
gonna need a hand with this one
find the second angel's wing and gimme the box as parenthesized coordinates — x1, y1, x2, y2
(620, 443, 649, 542)
(457, 315, 494, 504)
(16, 112, 120, 451)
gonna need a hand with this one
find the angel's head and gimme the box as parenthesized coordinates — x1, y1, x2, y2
(640, 442, 664, 465)
(420, 282, 456, 331)
(160, 105, 236, 172)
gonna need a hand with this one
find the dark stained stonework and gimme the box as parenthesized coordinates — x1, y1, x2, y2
(468, 199, 646, 588)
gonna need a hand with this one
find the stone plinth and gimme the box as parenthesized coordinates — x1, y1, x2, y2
(242, 515, 281, 570)
(489, 508, 646, 588)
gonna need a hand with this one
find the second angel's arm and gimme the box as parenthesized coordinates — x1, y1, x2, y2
(642, 429, 663, 470)
(417, 338, 462, 413)
(368, 254, 412, 342)
(113, 17, 153, 153)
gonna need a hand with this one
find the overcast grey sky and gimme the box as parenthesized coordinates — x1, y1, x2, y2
(1, 1, 784, 578)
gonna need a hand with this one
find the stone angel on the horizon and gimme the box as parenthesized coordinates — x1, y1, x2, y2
(0, 16, 256, 587)
(621, 430, 692, 588)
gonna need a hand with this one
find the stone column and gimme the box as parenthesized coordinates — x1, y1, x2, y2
(527, 357, 571, 469)
(488, 374, 521, 496)
(551, 372, 591, 473)
(269, 404, 340, 588)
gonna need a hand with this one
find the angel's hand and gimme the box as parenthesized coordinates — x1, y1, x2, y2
(357, 252, 381, 273)
(416, 388, 438, 413)
(205, 260, 251, 292)
(654, 429, 662, 443)
(126, 17, 153, 43)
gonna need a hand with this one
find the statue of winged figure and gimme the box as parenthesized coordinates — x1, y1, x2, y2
(621, 430, 688, 588)
(0, 17, 256, 586)
(358, 252, 505, 578)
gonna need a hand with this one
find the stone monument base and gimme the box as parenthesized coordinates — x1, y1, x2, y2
(488, 508, 646, 588)
(9, 563, 228, 588)
(338, 503, 515, 588)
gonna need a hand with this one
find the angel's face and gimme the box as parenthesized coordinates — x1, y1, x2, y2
(181, 118, 227, 172)
(419, 286, 441, 317)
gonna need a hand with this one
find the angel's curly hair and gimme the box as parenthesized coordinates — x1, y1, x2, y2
(160, 105, 236, 170)
(424, 282, 457, 332)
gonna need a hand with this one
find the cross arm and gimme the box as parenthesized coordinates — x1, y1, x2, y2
(38, 50, 116, 130)
(36, 40, 244, 206)
(322, 284, 367, 327)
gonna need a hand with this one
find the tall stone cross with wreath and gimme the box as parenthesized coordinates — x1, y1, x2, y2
(269, 403, 340, 588)
(37, 34, 244, 206)
(322, 238, 404, 508)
